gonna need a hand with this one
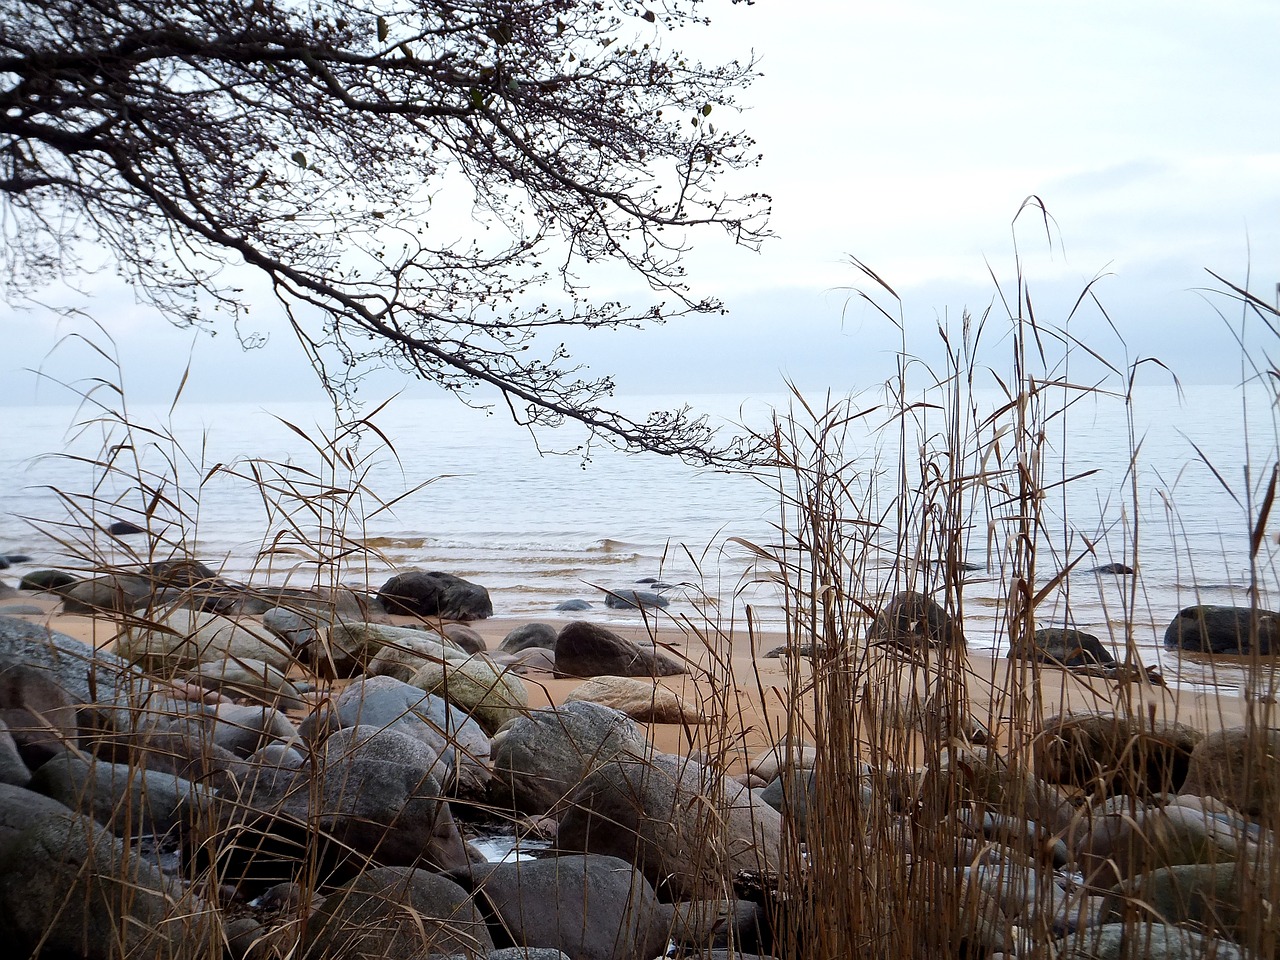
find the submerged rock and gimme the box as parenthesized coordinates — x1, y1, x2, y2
(1163, 604, 1280, 655)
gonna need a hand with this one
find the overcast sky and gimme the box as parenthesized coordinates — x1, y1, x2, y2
(2, 0, 1277, 407)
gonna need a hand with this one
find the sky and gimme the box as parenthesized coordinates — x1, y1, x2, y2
(2, 0, 1278, 408)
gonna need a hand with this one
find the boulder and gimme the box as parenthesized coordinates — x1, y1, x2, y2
(261, 606, 317, 650)
(1035, 713, 1203, 797)
(179, 702, 300, 759)
(554, 621, 685, 679)
(565, 676, 704, 724)
(443, 622, 486, 654)
(1061, 922, 1245, 960)
(603, 589, 669, 610)
(28, 752, 211, 839)
(867, 591, 965, 651)
(1092, 563, 1136, 575)
(0, 616, 151, 734)
(107, 519, 146, 535)
(140, 558, 220, 590)
(18, 569, 78, 592)
(0, 719, 29, 786)
(114, 608, 294, 675)
(491, 701, 650, 815)
(302, 865, 493, 960)
(557, 753, 783, 900)
(555, 599, 592, 612)
(451, 854, 667, 960)
(0, 660, 83, 766)
(1102, 863, 1252, 947)
(1163, 604, 1280, 654)
(332, 676, 490, 795)
(203, 724, 470, 891)
(364, 625, 463, 682)
(378, 571, 494, 620)
(408, 655, 529, 735)
(176, 656, 305, 709)
(1074, 804, 1252, 888)
(0, 781, 83, 846)
(1007, 628, 1117, 667)
(748, 739, 818, 783)
(919, 747, 1073, 836)
(61, 573, 153, 614)
(0, 810, 215, 960)
(1179, 725, 1280, 822)
(501, 622, 559, 654)
(326, 621, 467, 678)
(500, 646, 558, 674)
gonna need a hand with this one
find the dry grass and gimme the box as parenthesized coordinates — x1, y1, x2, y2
(8, 254, 1280, 960)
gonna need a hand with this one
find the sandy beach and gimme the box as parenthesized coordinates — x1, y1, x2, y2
(3, 594, 1256, 775)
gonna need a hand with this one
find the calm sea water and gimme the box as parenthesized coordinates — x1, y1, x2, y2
(1, 384, 1277, 686)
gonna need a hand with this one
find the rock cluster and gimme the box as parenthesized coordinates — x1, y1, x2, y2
(0, 561, 1277, 960)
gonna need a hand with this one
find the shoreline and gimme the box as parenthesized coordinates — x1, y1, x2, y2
(0, 593, 1259, 775)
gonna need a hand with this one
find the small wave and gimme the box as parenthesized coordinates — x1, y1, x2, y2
(589, 538, 647, 553)
(362, 536, 433, 550)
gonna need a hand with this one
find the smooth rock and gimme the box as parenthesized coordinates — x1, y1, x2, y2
(501, 622, 559, 654)
(557, 752, 783, 900)
(1036, 713, 1202, 797)
(491, 701, 650, 815)
(451, 854, 667, 960)
(1163, 604, 1279, 654)
(302, 865, 493, 960)
(1007, 627, 1117, 667)
(603, 589, 669, 610)
(554, 621, 685, 679)
(564, 675, 703, 724)
(378, 570, 493, 621)
(1179, 725, 1280, 822)
(0, 810, 214, 960)
(114, 608, 294, 674)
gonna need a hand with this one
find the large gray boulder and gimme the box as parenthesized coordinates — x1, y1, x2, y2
(28, 752, 211, 839)
(60, 574, 153, 614)
(302, 865, 493, 960)
(565, 676, 704, 724)
(0, 719, 29, 786)
(557, 753, 783, 900)
(491, 701, 650, 815)
(325, 621, 468, 678)
(452, 854, 667, 960)
(378, 571, 493, 621)
(1163, 604, 1280, 654)
(0, 810, 216, 960)
(554, 621, 686, 679)
(332, 676, 490, 795)
(501, 622, 559, 654)
(204, 724, 471, 892)
(0, 616, 151, 734)
(0, 660, 82, 766)
(0, 781, 83, 846)
(1007, 627, 1117, 667)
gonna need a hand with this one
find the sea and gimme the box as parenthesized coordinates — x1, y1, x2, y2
(1, 383, 1277, 689)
